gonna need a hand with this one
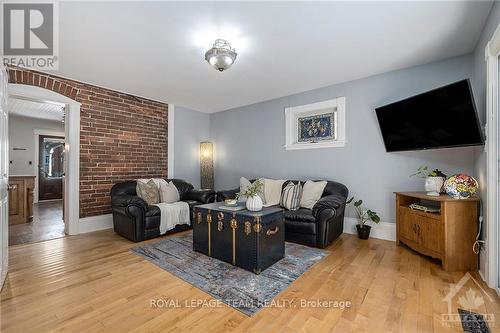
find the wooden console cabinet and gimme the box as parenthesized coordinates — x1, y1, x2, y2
(395, 192, 479, 272)
(8, 176, 35, 225)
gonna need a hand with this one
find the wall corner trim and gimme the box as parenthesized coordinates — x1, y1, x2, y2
(168, 104, 175, 178)
(343, 217, 396, 242)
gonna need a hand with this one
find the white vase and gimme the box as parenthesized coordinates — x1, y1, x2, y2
(246, 195, 263, 211)
(424, 176, 445, 196)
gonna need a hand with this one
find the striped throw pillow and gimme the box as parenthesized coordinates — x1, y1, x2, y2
(280, 182, 303, 211)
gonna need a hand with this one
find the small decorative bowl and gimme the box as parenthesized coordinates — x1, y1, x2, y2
(224, 199, 238, 207)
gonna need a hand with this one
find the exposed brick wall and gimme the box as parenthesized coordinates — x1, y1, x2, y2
(7, 67, 168, 218)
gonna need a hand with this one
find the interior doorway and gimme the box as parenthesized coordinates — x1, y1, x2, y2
(7, 97, 66, 246)
(38, 135, 65, 201)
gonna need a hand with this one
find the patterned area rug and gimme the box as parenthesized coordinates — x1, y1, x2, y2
(132, 232, 328, 316)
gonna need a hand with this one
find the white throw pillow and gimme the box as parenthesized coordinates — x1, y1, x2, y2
(238, 177, 265, 203)
(280, 182, 302, 211)
(159, 181, 180, 203)
(300, 180, 327, 209)
(262, 178, 285, 207)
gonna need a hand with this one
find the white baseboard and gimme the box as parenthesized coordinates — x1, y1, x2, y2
(344, 217, 396, 242)
(76, 213, 396, 240)
(78, 214, 113, 234)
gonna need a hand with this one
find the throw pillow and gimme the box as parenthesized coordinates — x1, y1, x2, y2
(262, 178, 285, 207)
(238, 177, 266, 203)
(280, 182, 302, 211)
(300, 180, 327, 209)
(159, 181, 180, 203)
(136, 179, 160, 205)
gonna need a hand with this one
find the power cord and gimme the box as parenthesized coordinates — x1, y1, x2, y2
(472, 199, 484, 255)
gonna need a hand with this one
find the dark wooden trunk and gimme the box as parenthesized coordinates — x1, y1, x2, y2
(193, 204, 285, 274)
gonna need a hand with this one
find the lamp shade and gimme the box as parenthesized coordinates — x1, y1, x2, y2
(205, 39, 237, 72)
(200, 141, 214, 190)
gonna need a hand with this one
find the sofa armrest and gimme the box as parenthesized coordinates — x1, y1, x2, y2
(185, 189, 216, 204)
(217, 189, 239, 202)
(111, 195, 148, 212)
(312, 193, 346, 218)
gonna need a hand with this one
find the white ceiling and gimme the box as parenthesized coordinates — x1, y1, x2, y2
(8, 98, 64, 122)
(55, 1, 493, 113)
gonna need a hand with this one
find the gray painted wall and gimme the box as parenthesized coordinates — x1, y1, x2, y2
(470, 2, 500, 277)
(173, 105, 210, 188)
(9, 115, 64, 176)
(210, 54, 477, 222)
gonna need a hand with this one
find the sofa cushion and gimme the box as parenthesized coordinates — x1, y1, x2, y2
(145, 205, 160, 217)
(145, 215, 160, 230)
(184, 199, 201, 208)
(263, 178, 285, 206)
(284, 208, 315, 222)
(285, 219, 316, 235)
(159, 181, 180, 203)
(280, 182, 302, 211)
(300, 180, 327, 209)
(136, 179, 160, 205)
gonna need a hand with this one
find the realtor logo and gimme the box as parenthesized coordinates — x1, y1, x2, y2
(2, 1, 59, 69)
(441, 272, 495, 328)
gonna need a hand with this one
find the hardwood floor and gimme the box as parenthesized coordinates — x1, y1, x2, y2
(1, 230, 499, 332)
(8, 200, 65, 246)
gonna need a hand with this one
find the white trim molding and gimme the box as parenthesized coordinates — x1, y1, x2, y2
(484, 21, 500, 290)
(343, 217, 396, 242)
(168, 104, 175, 178)
(9, 84, 81, 236)
(285, 97, 346, 150)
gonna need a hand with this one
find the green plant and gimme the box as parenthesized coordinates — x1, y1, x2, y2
(346, 197, 380, 227)
(237, 179, 263, 199)
(410, 165, 446, 178)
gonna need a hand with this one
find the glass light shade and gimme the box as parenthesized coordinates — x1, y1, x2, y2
(205, 39, 237, 72)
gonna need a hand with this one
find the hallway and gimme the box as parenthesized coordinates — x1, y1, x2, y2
(9, 200, 65, 246)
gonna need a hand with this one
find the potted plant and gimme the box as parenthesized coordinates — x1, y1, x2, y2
(238, 179, 264, 211)
(410, 165, 447, 196)
(346, 197, 380, 240)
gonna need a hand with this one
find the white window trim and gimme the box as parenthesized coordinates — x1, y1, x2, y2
(485, 21, 500, 292)
(284, 97, 346, 150)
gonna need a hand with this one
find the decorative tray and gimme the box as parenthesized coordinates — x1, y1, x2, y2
(218, 205, 246, 212)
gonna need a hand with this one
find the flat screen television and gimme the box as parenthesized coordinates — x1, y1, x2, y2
(375, 79, 484, 152)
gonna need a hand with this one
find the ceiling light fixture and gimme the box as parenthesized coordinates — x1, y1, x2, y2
(205, 39, 237, 72)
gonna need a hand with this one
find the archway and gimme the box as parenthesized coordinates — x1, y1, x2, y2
(8, 84, 81, 235)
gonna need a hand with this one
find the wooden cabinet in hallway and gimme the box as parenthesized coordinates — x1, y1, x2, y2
(8, 176, 35, 225)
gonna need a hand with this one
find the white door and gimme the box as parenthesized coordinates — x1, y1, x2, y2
(0, 64, 8, 290)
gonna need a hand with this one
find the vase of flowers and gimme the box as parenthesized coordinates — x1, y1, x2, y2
(346, 197, 380, 240)
(411, 166, 447, 196)
(238, 179, 264, 211)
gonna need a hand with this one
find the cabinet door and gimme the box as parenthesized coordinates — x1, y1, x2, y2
(398, 208, 419, 243)
(8, 180, 24, 224)
(7, 182, 19, 215)
(416, 217, 443, 255)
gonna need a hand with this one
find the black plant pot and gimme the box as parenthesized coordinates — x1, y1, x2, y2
(356, 225, 371, 240)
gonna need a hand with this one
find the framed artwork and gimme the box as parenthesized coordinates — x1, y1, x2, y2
(285, 97, 346, 150)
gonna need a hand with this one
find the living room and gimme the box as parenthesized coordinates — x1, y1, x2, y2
(1, 1, 500, 332)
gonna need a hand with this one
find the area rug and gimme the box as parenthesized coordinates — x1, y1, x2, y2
(131, 232, 328, 316)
